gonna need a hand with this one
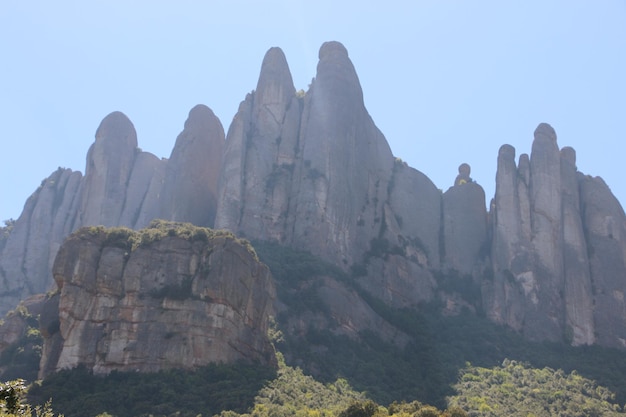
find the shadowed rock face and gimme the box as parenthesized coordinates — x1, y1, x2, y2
(39, 224, 276, 376)
(215, 47, 299, 242)
(442, 182, 488, 276)
(0, 169, 83, 311)
(160, 105, 224, 227)
(579, 175, 626, 348)
(79, 111, 139, 227)
(486, 123, 626, 347)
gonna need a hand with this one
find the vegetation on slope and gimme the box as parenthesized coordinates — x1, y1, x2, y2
(0, 379, 59, 417)
(253, 241, 626, 409)
(2, 236, 626, 416)
(28, 362, 276, 417)
(81, 219, 257, 257)
(449, 360, 624, 416)
(0, 304, 42, 382)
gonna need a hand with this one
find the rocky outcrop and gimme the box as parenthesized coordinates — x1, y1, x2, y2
(160, 105, 225, 227)
(78, 112, 139, 227)
(580, 175, 626, 348)
(216, 42, 395, 267)
(488, 125, 571, 342)
(560, 147, 594, 346)
(118, 152, 166, 229)
(40, 222, 276, 376)
(486, 123, 625, 346)
(442, 174, 488, 276)
(215, 46, 300, 242)
(0, 169, 83, 312)
(2, 41, 626, 351)
(0, 107, 224, 316)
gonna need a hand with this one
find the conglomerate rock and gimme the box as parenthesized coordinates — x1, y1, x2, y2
(39, 222, 276, 377)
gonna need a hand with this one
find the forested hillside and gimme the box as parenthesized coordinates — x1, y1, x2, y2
(3, 241, 625, 416)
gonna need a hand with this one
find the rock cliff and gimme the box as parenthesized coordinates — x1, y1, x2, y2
(1, 41, 626, 351)
(0, 108, 224, 315)
(39, 221, 276, 376)
(486, 124, 626, 347)
(215, 42, 441, 308)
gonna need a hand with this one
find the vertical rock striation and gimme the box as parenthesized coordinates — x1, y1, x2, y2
(0, 169, 82, 311)
(215, 42, 441, 307)
(78, 111, 139, 227)
(160, 105, 224, 227)
(487, 123, 608, 345)
(0, 107, 224, 316)
(215, 47, 300, 242)
(580, 176, 626, 348)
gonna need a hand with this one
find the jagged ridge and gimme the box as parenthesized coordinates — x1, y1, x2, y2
(1, 41, 626, 352)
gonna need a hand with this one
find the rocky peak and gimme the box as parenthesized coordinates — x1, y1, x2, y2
(160, 104, 224, 227)
(3, 42, 626, 353)
(255, 47, 296, 114)
(293, 41, 393, 264)
(79, 111, 139, 227)
(487, 123, 603, 345)
(454, 163, 472, 186)
(313, 41, 364, 111)
(93, 111, 138, 151)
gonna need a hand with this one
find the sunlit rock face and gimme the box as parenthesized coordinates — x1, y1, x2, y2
(39, 223, 276, 377)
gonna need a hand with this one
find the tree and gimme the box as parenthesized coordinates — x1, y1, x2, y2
(338, 400, 379, 417)
(1, 379, 60, 417)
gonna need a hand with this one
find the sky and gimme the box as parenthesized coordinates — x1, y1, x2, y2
(1, 1, 625, 223)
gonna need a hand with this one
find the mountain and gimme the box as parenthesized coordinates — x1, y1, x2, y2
(1, 40, 626, 372)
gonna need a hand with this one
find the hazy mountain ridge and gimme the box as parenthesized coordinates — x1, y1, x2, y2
(1, 40, 626, 356)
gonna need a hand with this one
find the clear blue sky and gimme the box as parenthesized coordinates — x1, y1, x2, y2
(1, 1, 625, 222)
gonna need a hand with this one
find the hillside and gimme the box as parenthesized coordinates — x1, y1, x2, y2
(1, 40, 626, 416)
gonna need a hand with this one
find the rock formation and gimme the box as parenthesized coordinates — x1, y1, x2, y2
(215, 42, 441, 308)
(78, 112, 140, 227)
(0, 107, 224, 316)
(39, 222, 276, 376)
(1, 41, 626, 352)
(442, 175, 488, 276)
(160, 105, 225, 227)
(486, 123, 626, 347)
(0, 169, 83, 312)
(579, 175, 626, 348)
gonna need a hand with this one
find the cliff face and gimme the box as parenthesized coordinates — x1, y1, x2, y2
(215, 42, 395, 266)
(2, 41, 626, 350)
(0, 108, 224, 315)
(39, 222, 276, 377)
(486, 124, 626, 348)
(215, 42, 441, 308)
(0, 169, 83, 312)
